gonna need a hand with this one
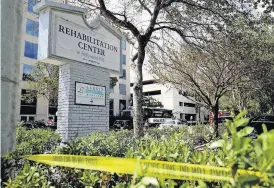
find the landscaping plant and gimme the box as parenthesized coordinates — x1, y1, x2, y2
(2, 112, 274, 187)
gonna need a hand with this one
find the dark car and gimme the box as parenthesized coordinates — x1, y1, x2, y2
(237, 115, 274, 137)
(22, 121, 49, 130)
(248, 115, 274, 134)
(218, 116, 233, 124)
(113, 120, 132, 130)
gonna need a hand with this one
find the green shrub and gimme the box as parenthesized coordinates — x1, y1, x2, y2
(1, 125, 61, 185)
(57, 130, 136, 157)
(209, 111, 274, 187)
(3, 162, 49, 188)
(3, 114, 274, 187)
(14, 125, 61, 156)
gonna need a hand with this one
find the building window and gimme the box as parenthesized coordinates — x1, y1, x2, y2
(130, 80, 159, 87)
(27, 0, 38, 13)
(119, 84, 126, 95)
(20, 116, 28, 122)
(143, 90, 161, 96)
(20, 115, 35, 122)
(179, 102, 183, 106)
(29, 116, 35, 121)
(180, 113, 185, 120)
(185, 114, 196, 121)
(143, 80, 158, 85)
(22, 64, 34, 81)
(121, 40, 126, 50)
(48, 107, 57, 123)
(48, 97, 58, 123)
(120, 69, 126, 80)
(119, 100, 126, 111)
(24, 41, 38, 59)
(20, 89, 37, 115)
(109, 99, 114, 116)
(26, 19, 39, 37)
(122, 54, 126, 65)
(109, 87, 114, 93)
(184, 102, 196, 108)
(48, 105, 58, 116)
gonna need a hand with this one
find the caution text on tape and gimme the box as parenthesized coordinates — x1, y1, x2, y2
(23, 154, 262, 182)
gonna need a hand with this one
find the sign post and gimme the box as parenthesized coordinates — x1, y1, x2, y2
(34, 1, 124, 140)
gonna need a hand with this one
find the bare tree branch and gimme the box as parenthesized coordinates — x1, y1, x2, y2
(143, 0, 162, 39)
(131, 52, 138, 62)
(97, 0, 140, 37)
(137, 0, 152, 15)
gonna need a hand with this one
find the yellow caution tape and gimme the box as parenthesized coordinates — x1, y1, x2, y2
(23, 154, 262, 182)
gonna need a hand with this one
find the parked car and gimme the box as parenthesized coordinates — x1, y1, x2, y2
(218, 116, 233, 124)
(237, 114, 274, 137)
(113, 120, 132, 130)
(248, 114, 274, 134)
(158, 119, 187, 129)
(22, 121, 47, 130)
(21, 121, 57, 130)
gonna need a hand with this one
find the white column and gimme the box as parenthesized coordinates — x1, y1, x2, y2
(57, 62, 110, 141)
(36, 97, 49, 121)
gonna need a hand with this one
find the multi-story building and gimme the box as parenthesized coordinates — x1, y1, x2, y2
(109, 40, 131, 116)
(18, 0, 61, 122)
(18, 0, 131, 122)
(130, 68, 209, 122)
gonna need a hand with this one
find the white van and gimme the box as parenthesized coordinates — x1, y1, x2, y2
(158, 119, 187, 129)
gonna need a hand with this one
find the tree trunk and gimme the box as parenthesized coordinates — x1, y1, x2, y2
(132, 47, 145, 137)
(198, 104, 201, 123)
(212, 102, 219, 138)
(271, 98, 274, 115)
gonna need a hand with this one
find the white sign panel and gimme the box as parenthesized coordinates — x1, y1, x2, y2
(75, 82, 106, 106)
(52, 16, 121, 73)
(148, 118, 166, 123)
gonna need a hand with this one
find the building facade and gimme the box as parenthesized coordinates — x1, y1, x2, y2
(109, 40, 131, 117)
(130, 68, 209, 122)
(18, 0, 131, 122)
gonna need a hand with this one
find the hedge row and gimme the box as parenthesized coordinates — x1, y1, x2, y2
(2, 113, 274, 187)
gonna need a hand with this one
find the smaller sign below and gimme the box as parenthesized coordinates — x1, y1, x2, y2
(75, 82, 106, 106)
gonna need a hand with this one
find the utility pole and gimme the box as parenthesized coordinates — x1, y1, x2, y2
(1, 0, 24, 155)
